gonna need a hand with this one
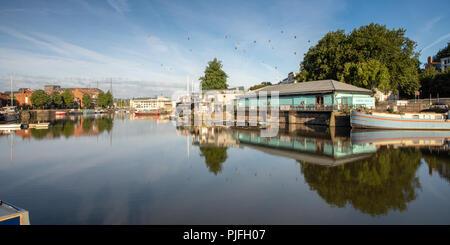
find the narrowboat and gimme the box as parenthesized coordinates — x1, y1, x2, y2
(0, 200, 30, 225)
(351, 110, 450, 130)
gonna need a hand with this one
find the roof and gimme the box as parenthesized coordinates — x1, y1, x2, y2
(252, 79, 372, 95)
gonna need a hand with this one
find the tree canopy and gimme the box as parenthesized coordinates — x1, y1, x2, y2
(249, 82, 272, 91)
(298, 23, 420, 97)
(31, 89, 50, 108)
(98, 91, 113, 107)
(433, 41, 450, 61)
(82, 93, 92, 109)
(62, 89, 74, 107)
(50, 92, 63, 108)
(199, 58, 228, 90)
(419, 66, 450, 98)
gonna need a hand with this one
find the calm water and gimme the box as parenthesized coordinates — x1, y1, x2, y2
(1, 113, 450, 224)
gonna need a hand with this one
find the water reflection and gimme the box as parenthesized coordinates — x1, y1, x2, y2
(1, 115, 450, 223)
(199, 147, 228, 175)
(299, 147, 422, 216)
(179, 124, 450, 216)
(13, 115, 114, 140)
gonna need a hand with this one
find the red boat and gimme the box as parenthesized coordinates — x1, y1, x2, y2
(55, 111, 67, 116)
(135, 109, 160, 116)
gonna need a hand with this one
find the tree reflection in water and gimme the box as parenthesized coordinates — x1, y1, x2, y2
(29, 116, 113, 140)
(422, 149, 450, 184)
(199, 146, 228, 175)
(299, 147, 422, 216)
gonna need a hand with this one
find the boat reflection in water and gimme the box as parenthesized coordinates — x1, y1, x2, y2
(179, 124, 450, 217)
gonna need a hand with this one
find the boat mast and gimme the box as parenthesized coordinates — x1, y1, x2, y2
(10, 73, 14, 106)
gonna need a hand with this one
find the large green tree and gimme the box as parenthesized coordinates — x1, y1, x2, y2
(199, 58, 228, 90)
(62, 89, 74, 107)
(30, 89, 51, 108)
(298, 23, 420, 97)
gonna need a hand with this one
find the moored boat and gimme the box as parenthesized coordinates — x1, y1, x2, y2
(0, 106, 20, 122)
(0, 123, 21, 129)
(55, 111, 67, 116)
(351, 110, 450, 130)
(135, 108, 160, 116)
(0, 200, 30, 225)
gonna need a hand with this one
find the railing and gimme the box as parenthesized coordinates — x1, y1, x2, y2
(291, 104, 338, 112)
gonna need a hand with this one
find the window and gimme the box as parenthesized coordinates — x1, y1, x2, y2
(316, 96, 324, 105)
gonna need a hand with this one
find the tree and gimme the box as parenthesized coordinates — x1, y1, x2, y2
(82, 93, 92, 109)
(105, 91, 113, 107)
(30, 89, 50, 108)
(299, 23, 420, 97)
(249, 82, 272, 91)
(62, 89, 74, 107)
(199, 58, 228, 90)
(419, 65, 450, 98)
(433, 41, 450, 62)
(50, 92, 63, 108)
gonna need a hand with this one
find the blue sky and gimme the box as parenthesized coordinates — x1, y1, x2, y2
(0, 0, 449, 98)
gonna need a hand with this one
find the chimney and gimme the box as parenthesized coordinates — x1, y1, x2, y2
(427, 56, 432, 64)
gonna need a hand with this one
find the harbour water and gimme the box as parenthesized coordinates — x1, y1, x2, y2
(0, 114, 449, 224)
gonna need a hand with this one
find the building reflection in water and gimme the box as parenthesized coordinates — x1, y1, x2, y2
(177, 124, 450, 216)
(10, 114, 114, 141)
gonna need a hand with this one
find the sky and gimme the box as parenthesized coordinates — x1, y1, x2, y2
(0, 0, 449, 98)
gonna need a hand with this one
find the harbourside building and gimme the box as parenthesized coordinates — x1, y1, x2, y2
(237, 79, 375, 111)
(3, 88, 34, 107)
(130, 96, 173, 113)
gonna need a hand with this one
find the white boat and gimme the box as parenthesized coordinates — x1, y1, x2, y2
(351, 110, 450, 130)
(0, 200, 30, 225)
(0, 106, 20, 122)
(0, 123, 21, 129)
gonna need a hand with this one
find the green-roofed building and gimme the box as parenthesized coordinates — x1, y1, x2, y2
(238, 80, 375, 111)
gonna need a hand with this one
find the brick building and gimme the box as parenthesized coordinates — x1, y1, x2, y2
(44, 85, 103, 108)
(3, 88, 33, 107)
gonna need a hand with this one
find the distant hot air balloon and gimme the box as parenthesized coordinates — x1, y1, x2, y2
(253, 40, 256, 43)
